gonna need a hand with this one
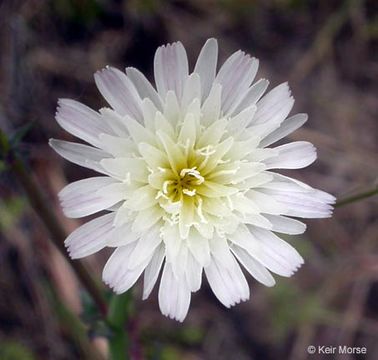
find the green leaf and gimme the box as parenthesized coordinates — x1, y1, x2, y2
(0, 341, 36, 360)
(9, 122, 34, 147)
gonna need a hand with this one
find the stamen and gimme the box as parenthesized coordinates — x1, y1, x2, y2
(155, 190, 169, 200)
(197, 145, 215, 157)
(183, 188, 196, 196)
(196, 197, 207, 223)
(180, 167, 204, 184)
(163, 180, 174, 194)
(197, 145, 215, 169)
(162, 200, 181, 214)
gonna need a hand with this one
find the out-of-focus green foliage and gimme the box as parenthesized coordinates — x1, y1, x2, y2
(269, 281, 324, 341)
(0, 197, 25, 230)
(43, 282, 104, 360)
(0, 125, 34, 171)
(146, 344, 184, 360)
(0, 160, 6, 172)
(0, 341, 36, 360)
(268, 237, 327, 340)
(367, 16, 378, 38)
(106, 292, 134, 360)
(80, 291, 112, 338)
(52, 0, 103, 24)
(128, 0, 164, 15)
(178, 326, 204, 345)
(9, 122, 34, 149)
(143, 325, 204, 359)
(218, 0, 257, 17)
(273, 0, 309, 9)
(158, 346, 183, 360)
(0, 131, 11, 157)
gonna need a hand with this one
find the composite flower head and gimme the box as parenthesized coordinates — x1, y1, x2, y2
(50, 39, 335, 321)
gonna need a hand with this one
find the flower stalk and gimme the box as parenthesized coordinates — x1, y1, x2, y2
(0, 129, 108, 316)
(335, 186, 378, 208)
(106, 292, 133, 360)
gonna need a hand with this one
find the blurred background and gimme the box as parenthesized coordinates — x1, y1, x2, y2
(0, 0, 377, 359)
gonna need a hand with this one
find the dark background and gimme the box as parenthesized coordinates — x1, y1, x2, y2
(0, 0, 377, 359)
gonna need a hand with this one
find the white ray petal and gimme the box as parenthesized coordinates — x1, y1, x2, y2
(163, 90, 181, 125)
(139, 143, 168, 169)
(232, 78, 269, 115)
(154, 111, 175, 139)
(126, 67, 163, 110)
(49, 139, 110, 174)
(255, 82, 291, 121)
(124, 114, 157, 146)
(260, 113, 308, 148)
(209, 235, 235, 269)
(248, 226, 304, 272)
(186, 251, 203, 292)
(231, 244, 276, 287)
(143, 244, 165, 300)
(197, 118, 228, 148)
(132, 206, 162, 233)
(154, 42, 189, 100)
(262, 173, 336, 204)
(215, 51, 259, 114)
(194, 38, 218, 101)
(158, 262, 191, 322)
(65, 212, 115, 259)
(246, 190, 287, 215)
(123, 185, 158, 211)
(188, 228, 211, 267)
(98, 134, 135, 157)
(162, 223, 182, 265)
(264, 214, 306, 235)
(242, 213, 272, 229)
(182, 73, 201, 110)
(259, 189, 334, 218)
(94, 67, 142, 120)
(55, 99, 111, 147)
(229, 224, 303, 277)
(178, 113, 197, 149)
(264, 141, 317, 169)
(201, 83, 222, 127)
(100, 157, 148, 182)
(204, 253, 250, 308)
(227, 104, 257, 138)
(107, 221, 140, 247)
(99, 108, 129, 137)
(140, 98, 159, 131)
(170, 242, 189, 280)
(103, 241, 154, 294)
(128, 225, 162, 269)
(59, 177, 120, 218)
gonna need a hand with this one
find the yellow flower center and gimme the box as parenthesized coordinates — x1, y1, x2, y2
(160, 167, 204, 201)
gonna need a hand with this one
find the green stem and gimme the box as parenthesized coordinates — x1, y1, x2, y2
(45, 282, 105, 360)
(106, 292, 133, 360)
(1, 130, 107, 316)
(335, 186, 378, 208)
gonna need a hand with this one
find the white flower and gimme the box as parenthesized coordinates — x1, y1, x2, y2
(50, 39, 335, 322)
